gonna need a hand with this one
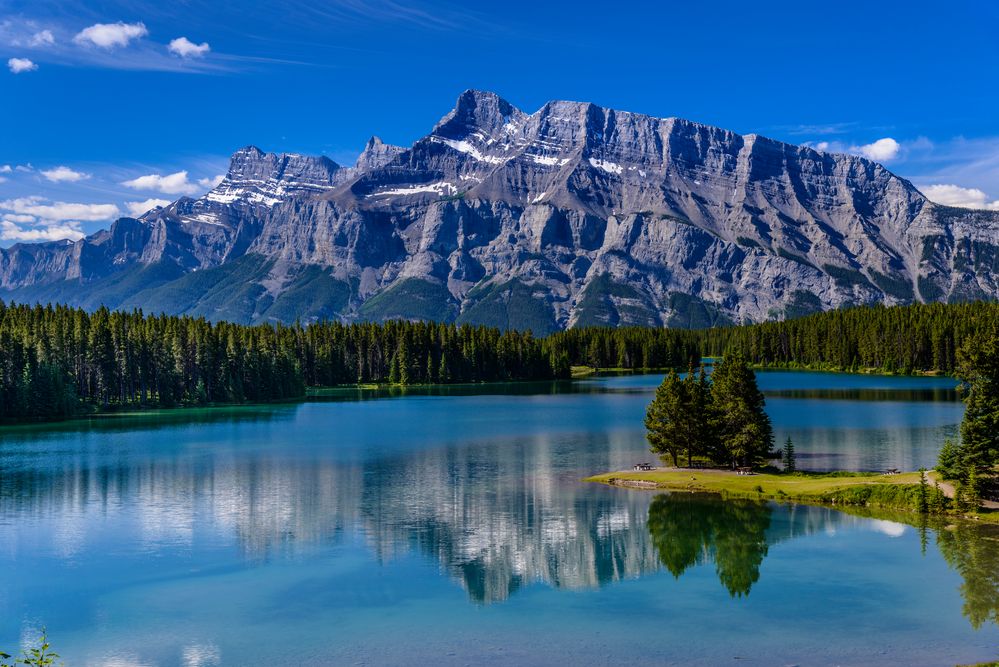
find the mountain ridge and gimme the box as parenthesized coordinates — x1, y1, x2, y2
(2, 90, 997, 332)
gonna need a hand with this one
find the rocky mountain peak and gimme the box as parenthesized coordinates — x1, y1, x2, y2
(3, 90, 998, 330)
(433, 89, 527, 141)
(355, 136, 406, 171)
(204, 146, 345, 209)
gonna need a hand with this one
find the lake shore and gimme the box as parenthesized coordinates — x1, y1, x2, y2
(586, 467, 999, 521)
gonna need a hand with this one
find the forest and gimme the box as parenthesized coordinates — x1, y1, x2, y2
(700, 301, 999, 374)
(1, 298, 996, 424)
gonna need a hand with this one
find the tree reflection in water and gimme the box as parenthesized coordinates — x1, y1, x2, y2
(935, 519, 999, 629)
(647, 493, 771, 597)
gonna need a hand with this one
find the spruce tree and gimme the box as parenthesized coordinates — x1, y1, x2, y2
(783, 436, 796, 473)
(645, 370, 688, 467)
(710, 355, 773, 468)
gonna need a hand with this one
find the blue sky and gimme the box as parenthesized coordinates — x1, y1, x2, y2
(1, 0, 998, 245)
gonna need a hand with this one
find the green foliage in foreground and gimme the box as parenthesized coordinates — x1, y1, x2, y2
(935, 325, 999, 504)
(1, 630, 60, 666)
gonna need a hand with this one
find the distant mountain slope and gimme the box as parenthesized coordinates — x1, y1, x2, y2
(2, 90, 998, 332)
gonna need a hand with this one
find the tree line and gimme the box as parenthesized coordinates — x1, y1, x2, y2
(3, 297, 997, 425)
(0, 302, 575, 423)
(698, 301, 999, 375)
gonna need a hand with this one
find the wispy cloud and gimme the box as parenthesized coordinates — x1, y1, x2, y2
(28, 29, 54, 47)
(0, 195, 118, 242)
(918, 184, 999, 211)
(0, 17, 230, 73)
(0, 196, 120, 222)
(900, 135, 999, 194)
(0, 220, 84, 242)
(779, 121, 858, 136)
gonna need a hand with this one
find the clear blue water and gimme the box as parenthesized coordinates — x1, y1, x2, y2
(1, 371, 997, 666)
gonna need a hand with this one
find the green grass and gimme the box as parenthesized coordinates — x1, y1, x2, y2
(585, 468, 938, 512)
(588, 468, 921, 493)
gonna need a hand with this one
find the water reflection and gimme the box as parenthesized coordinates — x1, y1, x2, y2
(4, 432, 999, 631)
(648, 493, 771, 597)
(935, 519, 999, 629)
(1, 372, 993, 665)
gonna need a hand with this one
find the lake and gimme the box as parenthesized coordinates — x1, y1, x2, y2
(1, 371, 997, 666)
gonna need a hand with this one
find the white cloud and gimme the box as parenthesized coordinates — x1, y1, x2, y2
(0, 177, 6, 184)
(40, 166, 90, 183)
(122, 170, 200, 195)
(29, 30, 55, 47)
(8, 57, 38, 74)
(125, 198, 171, 217)
(854, 137, 900, 162)
(198, 174, 225, 188)
(805, 137, 902, 163)
(15, 165, 33, 173)
(0, 220, 85, 242)
(2, 213, 37, 224)
(168, 37, 210, 58)
(0, 196, 120, 222)
(920, 184, 999, 211)
(0, 165, 11, 173)
(73, 22, 148, 49)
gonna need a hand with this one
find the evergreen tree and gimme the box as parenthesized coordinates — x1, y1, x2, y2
(917, 468, 929, 514)
(783, 436, 796, 473)
(645, 370, 689, 466)
(710, 355, 773, 468)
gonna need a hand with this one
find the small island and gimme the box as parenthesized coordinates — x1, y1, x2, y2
(588, 337, 999, 521)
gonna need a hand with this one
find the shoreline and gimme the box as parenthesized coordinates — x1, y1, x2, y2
(585, 467, 999, 522)
(0, 365, 959, 429)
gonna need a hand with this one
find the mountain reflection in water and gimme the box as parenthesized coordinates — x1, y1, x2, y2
(3, 434, 998, 629)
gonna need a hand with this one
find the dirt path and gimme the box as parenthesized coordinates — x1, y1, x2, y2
(925, 470, 999, 510)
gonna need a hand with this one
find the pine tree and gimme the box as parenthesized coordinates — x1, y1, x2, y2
(917, 468, 929, 514)
(783, 436, 796, 473)
(645, 370, 688, 467)
(710, 355, 773, 468)
(388, 352, 400, 384)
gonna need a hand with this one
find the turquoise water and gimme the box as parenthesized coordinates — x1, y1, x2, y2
(1, 371, 997, 666)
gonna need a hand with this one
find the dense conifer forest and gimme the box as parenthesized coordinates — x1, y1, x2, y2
(1, 299, 996, 424)
(700, 301, 999, 375)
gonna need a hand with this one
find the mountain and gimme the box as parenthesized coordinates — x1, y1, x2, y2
(2, 90, 998, 332)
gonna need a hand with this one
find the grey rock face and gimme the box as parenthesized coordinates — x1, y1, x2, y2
(3, 90, 998, 330)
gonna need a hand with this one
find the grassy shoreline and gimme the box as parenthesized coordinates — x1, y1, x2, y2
(585, 468, 998, 522)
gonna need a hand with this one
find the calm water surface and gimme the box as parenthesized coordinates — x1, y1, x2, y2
(1, 371, 997, 666)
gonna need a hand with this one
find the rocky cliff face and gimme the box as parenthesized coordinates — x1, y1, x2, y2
(2, 90, 998, 331)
